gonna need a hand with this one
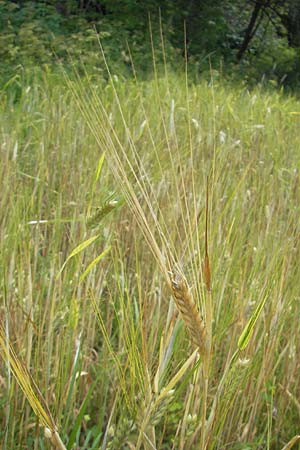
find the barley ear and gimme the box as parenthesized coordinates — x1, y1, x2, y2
(169, 271, 208, 356)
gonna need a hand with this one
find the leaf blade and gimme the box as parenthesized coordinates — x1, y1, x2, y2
(79, 246, 111, 283)
(57, 234, 101, 277)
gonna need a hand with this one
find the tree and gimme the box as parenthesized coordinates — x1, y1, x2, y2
(281, 0, 300, 46)
(237, 0, 270, 60)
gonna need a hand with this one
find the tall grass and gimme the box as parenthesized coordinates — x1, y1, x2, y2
(0, 60, 300, 450)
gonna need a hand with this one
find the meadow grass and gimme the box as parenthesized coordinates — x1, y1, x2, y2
(0, 64, 300, 450)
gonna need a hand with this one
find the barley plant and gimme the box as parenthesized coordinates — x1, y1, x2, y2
(0, 42, 300, 450)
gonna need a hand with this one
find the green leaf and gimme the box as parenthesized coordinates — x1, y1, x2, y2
(66, 375, 101, 450)
(157, 349, 198, 403)
(57, 234, 100, 278)
(95, 153, 105, 182)
(238, 294, 268, 350)
(79, 246, 111, 283)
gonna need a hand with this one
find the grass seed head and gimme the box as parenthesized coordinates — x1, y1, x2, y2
(169, 270, 208, 356)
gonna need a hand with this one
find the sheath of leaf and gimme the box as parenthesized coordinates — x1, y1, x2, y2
(170, 270, 208, 356)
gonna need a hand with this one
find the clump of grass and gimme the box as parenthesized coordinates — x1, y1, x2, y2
(67, 38, 300, 448)
(0, 321, 66, 450)
(1, 36, 300, 449)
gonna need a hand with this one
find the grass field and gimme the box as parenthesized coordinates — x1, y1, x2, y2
(0, 63, 300, 450)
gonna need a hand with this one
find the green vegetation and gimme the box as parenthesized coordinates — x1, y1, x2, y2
(1, 54, 300, 448)
(2, 0, 300, 87)
(1, 2, 300, 449)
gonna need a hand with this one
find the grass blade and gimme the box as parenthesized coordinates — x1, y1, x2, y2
(57, 234, 101, 277)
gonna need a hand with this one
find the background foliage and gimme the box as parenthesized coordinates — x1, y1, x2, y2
(1, 0, 300, 87)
